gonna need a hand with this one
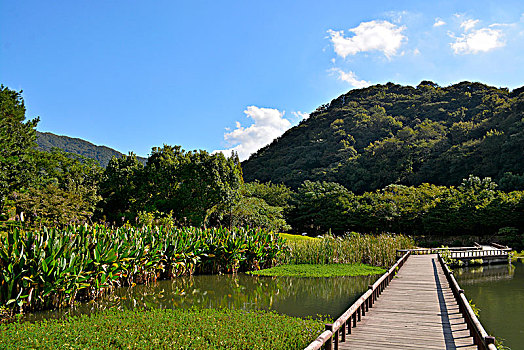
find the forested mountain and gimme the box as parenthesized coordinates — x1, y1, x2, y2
(36, 131, 146, 167)
(242, 81, 524, 192)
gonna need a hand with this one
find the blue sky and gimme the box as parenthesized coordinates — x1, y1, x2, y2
(1, 1, 524, 160)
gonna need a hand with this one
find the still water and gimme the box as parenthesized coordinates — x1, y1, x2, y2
(25, 273, 378, 322)
(454, 260, 524, 350)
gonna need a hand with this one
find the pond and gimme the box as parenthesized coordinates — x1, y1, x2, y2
(25, 273, 379, 322)
(454, 259, 524, 350)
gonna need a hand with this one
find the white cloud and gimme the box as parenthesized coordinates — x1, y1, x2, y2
(328, 20, 406, 59)
(450, 27, 505, 54)
(213, 106, 292, 161)
(434, 18, 446, 27)
(292, 111, 310, 120)
(460, 19, 479, 31)
(330, 68, 371, 88)
(385, 10, 408, 24)
(413, 48, 421, 55)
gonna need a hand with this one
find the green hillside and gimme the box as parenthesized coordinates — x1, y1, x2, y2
(36, 131, 146, 167)
(242, 81, 524, 192)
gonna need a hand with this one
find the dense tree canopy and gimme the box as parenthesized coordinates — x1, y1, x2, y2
(98, 146, 244, 227)
(12, 149, 103, 226)
(282, 178, 524, 248)
(0, 86, 39, 208)
(288, 181, 352, 235)
(98, 152, 144, 223)
(242, 81, 524, 192)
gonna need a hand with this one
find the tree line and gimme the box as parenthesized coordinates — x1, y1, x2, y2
(1, 84, 523, 249)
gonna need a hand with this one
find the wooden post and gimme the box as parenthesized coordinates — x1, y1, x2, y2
(341, 321, 346, 342)
(325, 324, 333, 350)
(485, 336, 495, 347)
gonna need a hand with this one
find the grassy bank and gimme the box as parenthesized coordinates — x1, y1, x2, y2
(248, 263, 385, 277)
(279, 233, 318, 242)
(0, 225, 285, 313)
(280, 232, 414, 267)
(0, 308, 326, 350)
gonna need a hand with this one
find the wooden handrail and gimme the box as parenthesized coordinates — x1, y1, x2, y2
(397, 247, 478, 253)
(303, 251, 411, 350)
(398, 247, 510, 260)
(304, 330, 334, 350)
(490, 242, 509, 250)
(437, 253, 498, 350)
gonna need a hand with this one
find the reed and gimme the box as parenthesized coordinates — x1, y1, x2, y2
(0, 225, 285, 313)
(280, 232, 414, 267)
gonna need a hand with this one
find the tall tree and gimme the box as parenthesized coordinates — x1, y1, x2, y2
(143, 146, 243, 226)
(288, 180, 353, 235)
(12, 149, 102, 225)
(98, 153, 144, 223)
(0, 86, 39, 208)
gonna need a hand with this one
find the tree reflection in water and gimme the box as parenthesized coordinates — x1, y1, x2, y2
(26, 273, 379, 322)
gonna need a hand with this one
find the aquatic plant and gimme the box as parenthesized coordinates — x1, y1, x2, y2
(0, 225, 285, 313)
(248, 263, 385, 277)
(0, 308, 327, 350)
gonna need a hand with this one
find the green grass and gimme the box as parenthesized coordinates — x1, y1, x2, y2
(0, 308, 326, 350)
(248, 263, 386, 277)
(279, 232, 318, 242)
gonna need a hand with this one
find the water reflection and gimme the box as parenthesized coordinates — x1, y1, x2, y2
(454, 263, 515, 285)
(26, 273, 378, 322)
(455, 261, 524, 349)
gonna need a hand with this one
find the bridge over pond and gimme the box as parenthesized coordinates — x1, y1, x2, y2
(305, 246, 509, 350)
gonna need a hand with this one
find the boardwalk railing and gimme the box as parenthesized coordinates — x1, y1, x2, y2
(397, 247, 511, 260)
(490, 242, 509, 249)
(437, 254, 497, 350)
(304, 251, 411, 350)
(448, 249, 510, 259)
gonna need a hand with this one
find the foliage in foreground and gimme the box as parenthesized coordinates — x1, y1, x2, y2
(248, 263, 385, 277)
(0, 308, 326, 350)
(0, 225, 285, 313)
(280, 233, 415, 267)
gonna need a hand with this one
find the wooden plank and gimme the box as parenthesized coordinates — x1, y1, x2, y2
(337, 254, 477, 350)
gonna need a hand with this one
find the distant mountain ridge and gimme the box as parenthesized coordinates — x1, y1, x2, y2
(36, 131, 146, 167)
(242, 81, 524, 192)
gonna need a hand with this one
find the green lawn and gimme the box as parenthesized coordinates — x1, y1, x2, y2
(248, 263, 386, 277)
(279, 232, 318, 242)
(0, 308, 325, 350)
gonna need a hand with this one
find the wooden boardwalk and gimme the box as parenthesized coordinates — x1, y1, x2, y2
(339, 254, 476, 350)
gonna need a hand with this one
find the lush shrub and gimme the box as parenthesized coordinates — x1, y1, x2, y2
(0, 308, 326, 350)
